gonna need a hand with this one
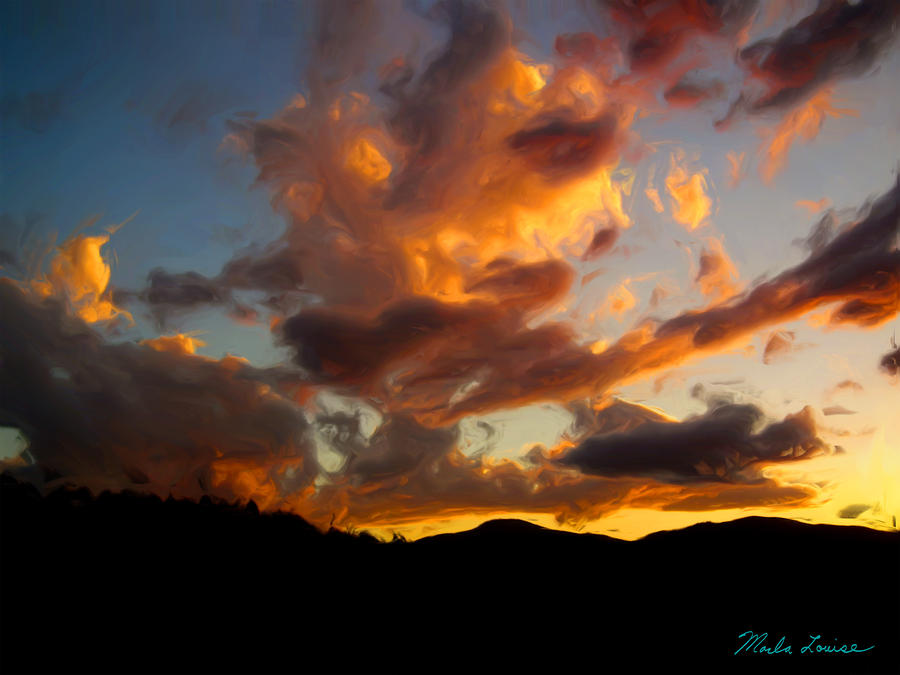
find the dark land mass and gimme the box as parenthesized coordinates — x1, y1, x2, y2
(1, 475, 898, 675)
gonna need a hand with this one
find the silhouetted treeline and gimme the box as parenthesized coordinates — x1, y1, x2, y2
(2, 475, 897, 675)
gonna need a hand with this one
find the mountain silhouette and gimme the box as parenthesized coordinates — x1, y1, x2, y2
(1, 475, 897, 675)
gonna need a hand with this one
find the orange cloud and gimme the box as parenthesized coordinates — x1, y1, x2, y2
(759, 89, 857, 183)
(665, 152, 712, 230)
(695, 238, 739, 302)
(796, 198, 831, 213)
(725, 151, 746, 188)
(30, 232, 132, 326)
(141, 333, 206, 356)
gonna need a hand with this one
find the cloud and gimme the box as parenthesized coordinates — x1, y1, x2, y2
(3, 1, 895, 535)
(0, 279, 316, 508)
(559, 403, 827, 483)
(822, 405, 856, 416)
(880, 345, 900, 377)
(725, 151, 746, 188)
(507, 112, 624, 178)
(397, 177, 899, 422)
(734, 0, 900, 114)
(757, 89, 858, 183)
(187, 0, 641, 317)
(0, 268, 824, 529)
(665, 151, 713, 230)
(831, 379, 864, 394)
(663, 79, 725, 108)
(303, 396, 820, 528)
(695, 238, 739, 302)
(383, 0, 509, 162)
(796, 198, 831, 214)
(278, 258, 574, 387)
(763, 330, 795, 364)
(604, 0, 758, 73)
(583, 226, 620, 260)
(837, 503, 871, 519)
(119, 240, 307, 325)
(26, 230, 133, 326)
(125, 268, 229, 322)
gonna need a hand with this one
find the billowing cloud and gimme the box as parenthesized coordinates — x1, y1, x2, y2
(3, 1, 897, 538)
(123, 0, 637, 324)
(351, 177, 899, 423)
(0, 279, 316, 508)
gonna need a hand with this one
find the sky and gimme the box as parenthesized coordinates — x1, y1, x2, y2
(1, 0, 898, 540)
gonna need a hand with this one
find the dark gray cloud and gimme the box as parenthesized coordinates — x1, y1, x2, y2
(119, 240, 307, 325)
(837, 503, 871, 519)
(141, 267, 227, 306)
(560, 403, 827, 483)
(881, 345, 900, 377)
(0, 279, 315, 500)
(735, 0, 900, 114)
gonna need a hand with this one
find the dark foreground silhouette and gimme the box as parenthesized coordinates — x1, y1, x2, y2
(1, 475, 897, 675)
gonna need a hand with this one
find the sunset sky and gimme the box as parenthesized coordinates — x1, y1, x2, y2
(1, 0, 898, 540)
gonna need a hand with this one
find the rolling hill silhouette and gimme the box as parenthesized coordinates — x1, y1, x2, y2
(1, 475, 897, 675)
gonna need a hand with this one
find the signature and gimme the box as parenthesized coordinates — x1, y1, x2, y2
(735, 631, 875, 656)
